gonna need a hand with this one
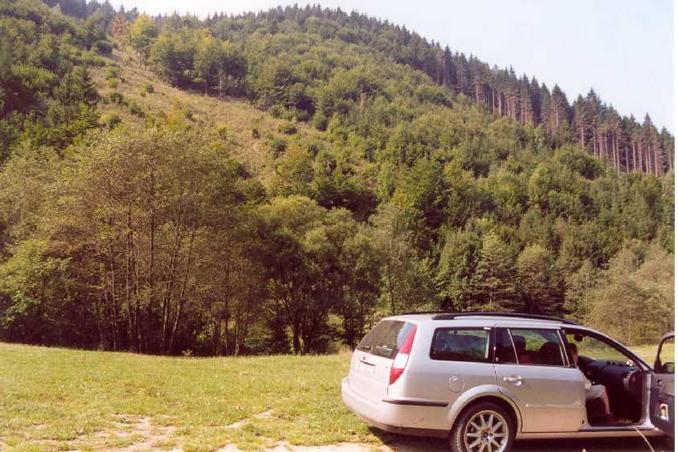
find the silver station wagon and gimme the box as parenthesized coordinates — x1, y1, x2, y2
(341, 312, 674, 452)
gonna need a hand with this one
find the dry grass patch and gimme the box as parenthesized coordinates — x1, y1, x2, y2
(92, 50, 324, 186)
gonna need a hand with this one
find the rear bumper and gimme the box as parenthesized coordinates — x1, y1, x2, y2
(340, 377, 449, 438)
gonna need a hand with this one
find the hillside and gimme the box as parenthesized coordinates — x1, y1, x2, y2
(95, 53, 333, 190)
(0, 0, 674, 357)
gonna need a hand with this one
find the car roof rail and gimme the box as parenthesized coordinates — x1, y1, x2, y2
(397, 310, 450, 316)
(429, 311, 580, 325)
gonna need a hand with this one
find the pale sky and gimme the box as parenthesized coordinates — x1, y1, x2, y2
(112, 0, 675, 132)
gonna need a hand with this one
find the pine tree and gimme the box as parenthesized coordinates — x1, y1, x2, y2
(471, 233, 518, 311)
(517, 244, 559, 314)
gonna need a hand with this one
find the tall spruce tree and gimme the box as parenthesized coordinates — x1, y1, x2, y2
(471, 233, 518, 311)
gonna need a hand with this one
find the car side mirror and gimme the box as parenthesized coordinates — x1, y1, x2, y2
(662, 362, 674, 374)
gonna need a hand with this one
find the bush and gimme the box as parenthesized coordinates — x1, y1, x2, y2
(101, 113, 121, 129)
(93, 39, 112, 56)
(128, 102, 145, 117)
(311, 111, 328, 131)
(144, 83, 154, 94)
(217, 125, 230, 140)
(109, 91, 125, 105)
(105, 66, 121, 80)
(269, 138, 287, 158)
(278, 122, 297, 135)
(307, 142, 322, 157)
(269, 105, 284, 118)
(107, 78, 118, 89)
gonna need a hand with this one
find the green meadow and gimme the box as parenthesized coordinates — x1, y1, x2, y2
(0, 343, 374, 451)
(0, 342, 667, 451)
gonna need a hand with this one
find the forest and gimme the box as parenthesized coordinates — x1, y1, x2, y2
(0, 0, 674, 355)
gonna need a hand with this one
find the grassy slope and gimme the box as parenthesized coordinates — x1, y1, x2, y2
(0, 342, 665, 451)
(93, 50, 323, 184)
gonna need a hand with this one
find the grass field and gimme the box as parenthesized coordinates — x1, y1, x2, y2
(0, 342, 669, 451)
(0, 343, 374, 451)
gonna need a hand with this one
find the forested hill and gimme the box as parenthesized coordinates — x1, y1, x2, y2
(0, 0, 674, 356)
(202, 5, 675, 177)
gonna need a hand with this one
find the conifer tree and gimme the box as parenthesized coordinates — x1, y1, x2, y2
(471, 233, 518, 311)
(517, 244, 559, 314)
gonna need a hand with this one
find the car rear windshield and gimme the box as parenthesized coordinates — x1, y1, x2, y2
(430, 328, 490, 362)
(357, 320, 416, 359)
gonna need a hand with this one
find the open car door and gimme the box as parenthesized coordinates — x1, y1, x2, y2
(650, 332, 674, 436)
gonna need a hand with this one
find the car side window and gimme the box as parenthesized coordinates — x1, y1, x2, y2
(564, 331, 634, 366)
(494, 328, 518, 364)
(508, 328, 566, 366)
(430, 328, 490, 362)
(656, 336, 675, 374)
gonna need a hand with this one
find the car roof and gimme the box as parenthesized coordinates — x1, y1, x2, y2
(385, 312, 577, 326)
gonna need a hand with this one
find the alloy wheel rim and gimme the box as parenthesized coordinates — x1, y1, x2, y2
(463, 409, 508, 452)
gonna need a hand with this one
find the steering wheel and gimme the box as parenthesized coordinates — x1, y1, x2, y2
(623, 369, 643, 402)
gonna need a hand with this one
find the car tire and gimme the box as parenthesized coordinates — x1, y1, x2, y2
(449, 401, 515, 452)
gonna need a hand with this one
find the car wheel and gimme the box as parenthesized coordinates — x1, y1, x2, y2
(450, 401, 515, 452)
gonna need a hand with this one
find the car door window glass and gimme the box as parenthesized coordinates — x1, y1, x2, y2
(430, 328, 490, 362)
(356, 320, 415, 359)
(509, 328, 565, 366)
(565, 332, 630, 365)
(494, 328, 517, 364)
(656, 336, 674, 374)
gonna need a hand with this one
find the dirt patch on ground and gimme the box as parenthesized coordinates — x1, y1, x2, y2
(113, 415, 177, 451)
(64, 414, 179, 451)
(225, 409, 274, 430)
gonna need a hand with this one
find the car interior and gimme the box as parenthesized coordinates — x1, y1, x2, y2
(509, 331, 566, 366)
(564, 330, 643, 426)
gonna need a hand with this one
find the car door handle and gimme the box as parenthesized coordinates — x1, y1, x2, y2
(503, 375, 523, 386)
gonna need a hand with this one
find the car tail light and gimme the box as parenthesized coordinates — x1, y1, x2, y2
(389, 325, 417, 385)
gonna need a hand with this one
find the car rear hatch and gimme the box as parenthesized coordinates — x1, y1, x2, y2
(348, 319, 417, 403)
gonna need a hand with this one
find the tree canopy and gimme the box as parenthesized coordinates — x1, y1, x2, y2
(0, 0, 673, 353)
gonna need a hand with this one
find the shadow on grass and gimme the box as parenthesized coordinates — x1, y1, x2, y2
(368, 427, 671, 451)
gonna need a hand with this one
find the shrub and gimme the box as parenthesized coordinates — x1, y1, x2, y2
(105, 66, 121, 80)
(269, 105, 284, 118)
(217, 125, 229, 140)
(107, 78, 118, 89)
(278, 122, 297, 135)
(307, 142, 322, 157)
(93, 39, 112, 56)
(311, 111, 328, 131)
(101, 113, 121, 129)
(109, 91, 125, 105)
(144, 83, 154, 94)
(269, 138, 287, 158)
(128, 102, 145, 117)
